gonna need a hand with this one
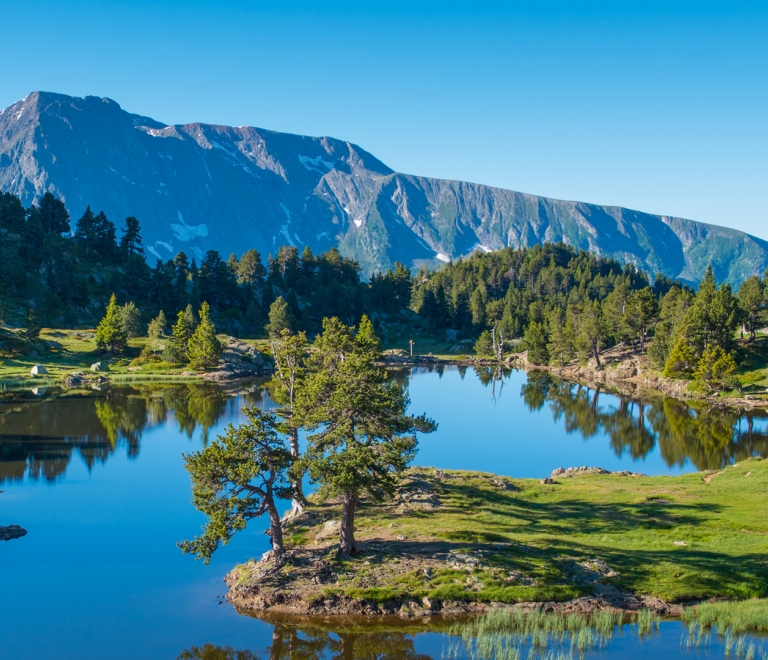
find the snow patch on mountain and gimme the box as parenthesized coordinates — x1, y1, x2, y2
(171, 211, 209, 242)
(299, 155, 335, 172)
(279, 203, 296, 247)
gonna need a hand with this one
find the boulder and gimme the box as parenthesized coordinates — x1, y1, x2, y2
(90, 362, 109, 372)
(64, 374, 84, 388)
(30, 364, 48, 376)
(0, 525, 27, 541)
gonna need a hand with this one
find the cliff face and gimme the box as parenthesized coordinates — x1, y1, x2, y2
(1, 91, 766, 284)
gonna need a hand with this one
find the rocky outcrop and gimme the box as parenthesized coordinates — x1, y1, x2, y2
(550, 467, 648, 479)
(202, 337, 269, 381)
(0, 525, 27, 541)
(225, 547, 680, 619)
(1, 92, 766, 283)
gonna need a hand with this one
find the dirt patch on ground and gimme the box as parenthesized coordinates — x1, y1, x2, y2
(702, 471, 725, 484)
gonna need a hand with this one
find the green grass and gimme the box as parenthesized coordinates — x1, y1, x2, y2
(446, 608, 660, 660)
(0, 327, 211, 383)
(683, 599, 768, 633)
(304, 460, 768, 604)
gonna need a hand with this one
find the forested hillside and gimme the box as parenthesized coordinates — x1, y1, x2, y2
(2, 191, 766, 393)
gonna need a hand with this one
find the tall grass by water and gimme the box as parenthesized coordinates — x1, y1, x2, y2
(683, 600, 768, 634)
(681, 600, 768, 659)
(442, 608, 658, 660)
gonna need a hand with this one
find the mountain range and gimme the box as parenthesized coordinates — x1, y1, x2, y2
(1, 91, 766, 285)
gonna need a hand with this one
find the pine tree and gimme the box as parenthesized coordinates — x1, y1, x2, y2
(145, 311, 167, 356)
(630, 288, 659, 351)
(168, 308, 195, 363)
(576, 299, 607, 367)
(96, 293, 127, 353)
(174, 252, 190, 309)
(474, 330, 494, 357)
(155, 310, 168, 334)
(355, 314, 381, 357)
(120, 216, 144, 257)
(682, 265, 739, 354)
(74, 206, 96, 254)
(37, 192, 70, 234)
(547, 307, 576, 367)
(524, 320, 550, 365)
(648, 286, 694, 367)
(693, 344, 738, 392)
(21, 308, 40, 340)
(92, 211, 117, 259)
(737, 275, 765, 341)
(470, 285, 487, 328)
(270, 329, 309, 513)
(188, 302, 222, 370)
(663, 338, 697, 379)
(265, 296, 295, 337)
(296, 317, 437, 555)
(120, 302, 142, 339)
(178, 406, 293, 563)
(236, 248, 266, 286)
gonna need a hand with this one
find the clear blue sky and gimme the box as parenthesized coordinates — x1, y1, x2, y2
(2, 1, 766, 239)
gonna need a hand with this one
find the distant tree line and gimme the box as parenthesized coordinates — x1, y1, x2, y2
(420, 242, 766, 392)
(2, 191, 767, 390)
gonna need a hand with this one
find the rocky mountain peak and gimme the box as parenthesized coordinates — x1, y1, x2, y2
(0, 91, 766, 284)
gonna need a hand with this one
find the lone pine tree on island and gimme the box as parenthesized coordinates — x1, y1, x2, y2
(179, 315, 436, 561)
(296, 315, 437, 556)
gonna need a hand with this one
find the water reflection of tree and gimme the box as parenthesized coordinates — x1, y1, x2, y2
(516, 373, 768, 471)
(177, 624, 432, 660)
(475, 365, 512, 401)
(0, 384, 257, 483)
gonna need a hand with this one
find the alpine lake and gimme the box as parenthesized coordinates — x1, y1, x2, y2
(1, 365, 767, 659)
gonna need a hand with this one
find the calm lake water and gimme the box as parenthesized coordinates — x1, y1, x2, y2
(1, 367, 766, 659)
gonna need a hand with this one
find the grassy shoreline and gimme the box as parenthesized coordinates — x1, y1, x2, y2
(225, 459, 768, 618)
(3, 328, 768, 411)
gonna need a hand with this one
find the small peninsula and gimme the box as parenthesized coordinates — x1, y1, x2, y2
(225, 459, 768, 618)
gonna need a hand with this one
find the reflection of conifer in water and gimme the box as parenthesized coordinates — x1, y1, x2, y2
(257, 625, 431, 660)
(177, 642, 259, 659)
(94, 395, 146, 455)
(516, 373, 768, 470)
(604, 399, 656, 460)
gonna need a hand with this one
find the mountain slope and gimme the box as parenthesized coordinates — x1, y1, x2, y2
(1, 91, 766, 284)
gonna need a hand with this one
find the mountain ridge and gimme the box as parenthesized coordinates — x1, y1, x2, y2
(1, 91, 766, 285)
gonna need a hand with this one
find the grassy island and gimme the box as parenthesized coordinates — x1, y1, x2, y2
(226, 458, 768, 616)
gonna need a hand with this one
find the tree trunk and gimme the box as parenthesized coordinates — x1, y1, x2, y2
(592, 341, 601, 368)
(339, 492, 359, 555)
(266, 495, 285, 557)
(288, 427, 307, 515)
(338, 634, 356, 660)
(269, 627, 285, 660)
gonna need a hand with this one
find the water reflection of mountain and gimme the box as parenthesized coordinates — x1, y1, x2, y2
(518, 372, 768, 471)
(178, 623, 434, 660)
(0, 383, 271, 484)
